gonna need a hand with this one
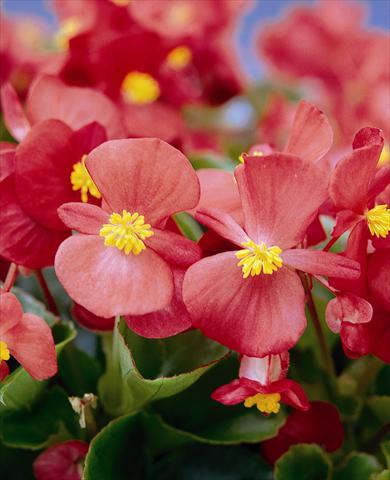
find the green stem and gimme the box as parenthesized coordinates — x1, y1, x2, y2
(35, 269, 59, 316)
(301, 273, 336, 380)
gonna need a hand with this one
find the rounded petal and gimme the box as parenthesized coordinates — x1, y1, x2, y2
(14, 119, 77, 232)
(282, 249, 361, 279)
(0, 176, 68, 269)
(145, 229, 201, 267)
(284, 100, 333, 164)
(340, 322, 371, 358)
(0, 292, 23, 336)
(3, 313, 57, 380)
(183, 252, 306, 357)
(239, 353, 289, 385)
(195, 208, 247, 247)
(125, 268, 192, 338)
(211, 378, 259, 406)
(368, 249, 390, 313)
(325, 294, 373, 334)
(33, 440, 89, 480)
(235, 154, 328, 249)
(55, 235, 174, 317)
(26, 75, 125, 139)
(267, 379, 309, 411)
(0, 83, 31, 142)
(58, 203, 109, 235)
(86, 138, 200, 225)
(71, 303, 115, 332)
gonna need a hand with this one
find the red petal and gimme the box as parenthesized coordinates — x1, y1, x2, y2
(58, 203, 109, 235)
(26, 75, 125, 139)
(3, 313, 57, 380)
(325, 294, 373, 333)
(0, 292, 23, 335)
(211, 378, 259, 405)
(0, 83, 31, 142)
(86, 138, 200, 226)
(284, 100, 333, 164)
(183, 252, 306, 357)
(72, 303, 115, 332)
(235, 154, 328, 249)
(282, 249, 360, 279)
(266, 379, 310, 411)
(125, 268, 192, 338)
(195, 207, 247, 247)
(368, 249, 390, 313)
(146, 229, 201, 267)
(55, 235, 174, 317)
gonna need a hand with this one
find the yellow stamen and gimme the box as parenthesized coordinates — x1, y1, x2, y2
(0, 341, 10, 363)
(366, 204, 390, 238)
(99, 210, 154, 255)
(121, 71, 160, 105)
(238, 150, 263, 164)
(166, 46, 192, 70)
(378, 144, 389, 167)
(110, 0, 131, 5)
(70, 155, 101, 203)
(244, 392, 281, 414)
(236, 240, 283, 278)
(54, 17, 81, 51)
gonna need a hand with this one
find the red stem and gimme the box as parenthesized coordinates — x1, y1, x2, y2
(35, 270, 60, 316)
(2, 263, 18, 292)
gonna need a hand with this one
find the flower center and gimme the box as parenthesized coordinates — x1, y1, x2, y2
(99, 210, 154, 255)
(0, 341, 10, 363)
(366, 204, 390, 238)
(236, 240, 283, 278)
(121, 72, 160, 104)
(70, 155, 101, 203)
(166, 46, 192, 70)
(244, 392, 281, 414)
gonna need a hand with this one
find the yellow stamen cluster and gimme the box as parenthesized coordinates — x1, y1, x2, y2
(99, 210, 154, 255)
(236, 240, 283, 278)
(166, 46, 192, 70)
(121, 71, 160, 104)
(238, 150, 264, 164)
(378, 144, 389, 167)
(70, 155, 101, 203)
(54, 17, 81, 51)
(244, 392, 281, 414)
(366, 204, 390, 238)
(0, 341, 10, 363)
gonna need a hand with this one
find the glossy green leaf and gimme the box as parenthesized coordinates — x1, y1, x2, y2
(153, 355, 285, 444)
(173, 212, 203, 242)
(0, 322, 76, 414)
(98, 319, 228, 416)
(0, 386, 81, 450)
(275, 444, 332, 480)
(0, 441, 36, 480)
(333, 453, 381, 480)
(382, 441, 390, 469)
(189, 152, 235, 170)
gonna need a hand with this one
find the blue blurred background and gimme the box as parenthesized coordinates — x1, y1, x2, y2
(3, 0, 390, 79)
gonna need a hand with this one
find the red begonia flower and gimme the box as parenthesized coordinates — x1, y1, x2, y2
(0, 292, 57, 380)
(33, 440, 89, 480)
(261, 401, 344, 464)
(0, 119, 106, 269)
(71, 303, 115, 332)
(212, 353, 309, 415)
(184, 154, 360, 357)
(368, 248, 390, 313)
(55, 138, 200, 318)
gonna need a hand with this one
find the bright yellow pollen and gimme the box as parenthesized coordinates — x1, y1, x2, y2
(121, 72, 160, 105)
(378, 145, 389, 167)
(244, 393, 281, 414)
(236, 240, 283, 278)
(166, 46, 192, 70)
(54, 17, 81, 51)
(70, 155, 101, 203)
(238, 150, 263, 164)
(366, 204, 390, 238)
(0, 341, 10, 363)
(99, 210, 154, 255)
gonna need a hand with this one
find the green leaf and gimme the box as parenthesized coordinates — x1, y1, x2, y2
(153, 355, 285, 444)
(0, 322, 76, 413)
(58, 344, 103, 397)
(98, 319, 228, 416)
(370, 470, 390, 480)
(12, 286, 58, 327)
(189, 152, 235, 170)
(173, 212, 203, 242)
(333, 453, 381, 480)
(84, 413, 153, 480)
(381, 441, 390, 469)
(0, 386, 81, 450)
(275, 444, 332, 480)
(154, 443, 273, 480)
